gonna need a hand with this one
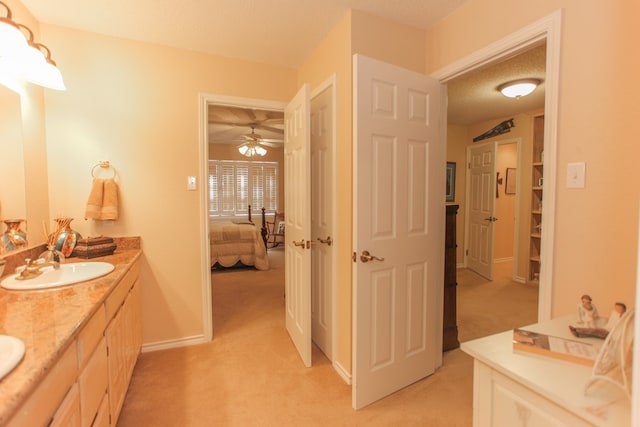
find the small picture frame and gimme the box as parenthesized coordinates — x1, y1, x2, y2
(505, 167, 516, 195)
(446, 162, 456, 202)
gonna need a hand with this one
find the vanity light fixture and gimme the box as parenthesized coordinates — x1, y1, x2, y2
(0, 1, 27, 58)
(0, 1, 66, 91)
(17, 25, 66, 90)
(497, 79, 540, 99)
(238, 142, 267, 158)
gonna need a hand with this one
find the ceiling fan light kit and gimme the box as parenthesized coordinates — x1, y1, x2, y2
(497, 78, 540, 99)
(238, 143, 267, 157)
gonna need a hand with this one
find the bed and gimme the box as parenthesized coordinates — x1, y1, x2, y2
(210, 207, 270, 270)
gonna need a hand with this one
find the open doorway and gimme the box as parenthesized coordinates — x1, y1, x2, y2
(199, 84, 337, 367)
(434, 11, 561, 339)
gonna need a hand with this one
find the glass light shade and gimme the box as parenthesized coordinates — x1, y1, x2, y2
(18, 43, 66, 90)
(498, 79, 540, 98)
(238, 143, 267, 157)
(0, 18, 27, 58)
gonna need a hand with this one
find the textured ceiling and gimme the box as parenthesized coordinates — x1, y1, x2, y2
(20, 0, 545, 126)
(447, 43, 546, 126)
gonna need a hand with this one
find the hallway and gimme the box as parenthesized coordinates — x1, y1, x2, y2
(117, 251, 537, 426)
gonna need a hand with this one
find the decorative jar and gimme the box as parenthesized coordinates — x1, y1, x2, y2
(52, 218, 82, 257)
(1, 219, 28, 252)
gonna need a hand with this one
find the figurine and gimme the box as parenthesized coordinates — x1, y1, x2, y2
(570, 301, 627, 339)
(577, 294, 599, 328)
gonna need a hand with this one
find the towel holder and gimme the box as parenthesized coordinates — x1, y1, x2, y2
(91, 161, 117, 179)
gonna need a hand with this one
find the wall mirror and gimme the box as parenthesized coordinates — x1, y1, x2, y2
(0, 85, 28, 254)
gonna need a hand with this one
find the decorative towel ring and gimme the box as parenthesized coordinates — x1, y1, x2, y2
(91, 161, 117, 179)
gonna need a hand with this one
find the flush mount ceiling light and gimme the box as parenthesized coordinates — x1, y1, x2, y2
(497, 79, 541, 99)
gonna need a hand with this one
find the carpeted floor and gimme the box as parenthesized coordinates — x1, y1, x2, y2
(117, 249, 538, 426)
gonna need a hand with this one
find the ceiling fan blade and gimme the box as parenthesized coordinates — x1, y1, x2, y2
(259, 141, 282, 148)
(254, 124, 284, 134)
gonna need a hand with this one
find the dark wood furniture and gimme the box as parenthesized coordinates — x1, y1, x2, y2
(443, 204, 460, 351)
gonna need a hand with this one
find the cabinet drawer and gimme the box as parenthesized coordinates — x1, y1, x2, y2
(475, 362, 591, 427)
(49, 383, 81, 427)
(77, 305, 106, 369)
(91, 393, 110, 427)
(8, 343, 78, 426)
(79, 338, 108, 427)
(105, 262, 138, 321)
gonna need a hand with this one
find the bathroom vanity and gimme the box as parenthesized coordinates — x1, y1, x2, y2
(0, 245, 142, 426)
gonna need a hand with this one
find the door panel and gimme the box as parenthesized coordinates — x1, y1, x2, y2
(353, 54, 444, 409)
(284, 84, 312, 367)
(311, 84, 334, 359)
(467, 142, 497, 280)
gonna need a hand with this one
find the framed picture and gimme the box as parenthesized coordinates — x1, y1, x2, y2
(446, 162, 456, 202)
(505, 167, 516, 195)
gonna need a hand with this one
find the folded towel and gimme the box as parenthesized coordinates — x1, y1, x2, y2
(85, 178, 119, 220)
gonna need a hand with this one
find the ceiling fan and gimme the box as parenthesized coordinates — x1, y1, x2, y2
(236, 127, 281, 157)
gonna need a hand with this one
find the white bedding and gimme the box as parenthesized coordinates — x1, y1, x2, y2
(210, 222, 269, 270)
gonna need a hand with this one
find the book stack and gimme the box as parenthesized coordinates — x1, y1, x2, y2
(72, 236, 117, 259)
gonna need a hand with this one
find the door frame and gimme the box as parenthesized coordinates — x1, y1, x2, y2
(431, 10, 561, 321)
(198, 93, 286, 341)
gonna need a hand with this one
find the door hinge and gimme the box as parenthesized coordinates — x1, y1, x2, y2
(466, 249, 469, 256)
(352, 252, 356, 262)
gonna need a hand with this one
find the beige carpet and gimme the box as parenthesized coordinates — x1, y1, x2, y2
(117, 251, 537, 426)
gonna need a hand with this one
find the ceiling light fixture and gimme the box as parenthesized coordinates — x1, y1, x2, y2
(0, 1, 66, 91)
(497, 79, 540, 99)
(238, 142, 267, 158)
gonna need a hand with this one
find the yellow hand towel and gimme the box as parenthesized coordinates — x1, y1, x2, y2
(85, 178, 119, 220)
(101, 178, 119, 220)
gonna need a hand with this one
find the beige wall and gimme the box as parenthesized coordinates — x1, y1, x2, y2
(297, 11, 353, 373)
(428, 0, 639, 315)
(446, 125, 467, 264)
(495, 143, 517, 261)
(40, 24, 297, 345)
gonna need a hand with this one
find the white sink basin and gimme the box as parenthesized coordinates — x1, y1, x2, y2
(1, 262, 115, 290)
(0, 335, 25, 380)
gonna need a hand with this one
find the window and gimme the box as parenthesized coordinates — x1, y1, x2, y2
(208, 160, 278, 218)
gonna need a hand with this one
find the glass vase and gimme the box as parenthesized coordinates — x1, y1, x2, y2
(1, 219, 28, 252)
(52, 218, 82, 257)
(39, 245, 65, 263)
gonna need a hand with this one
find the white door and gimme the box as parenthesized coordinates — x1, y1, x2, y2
(466, 142, 497, 280)
(284, 84, 312, 367)
(311, 84, 334, 359)
(352, 54, 445, 409)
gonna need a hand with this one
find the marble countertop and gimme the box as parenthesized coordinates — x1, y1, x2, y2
(0, 248, 142, 425)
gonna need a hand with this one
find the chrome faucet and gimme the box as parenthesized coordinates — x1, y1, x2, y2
(17, 258, 60, 280)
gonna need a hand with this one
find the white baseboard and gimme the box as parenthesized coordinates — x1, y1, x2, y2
(333, 360, 352, 385)
(513, 275, 527, 284)
(141, 334, 209, 353)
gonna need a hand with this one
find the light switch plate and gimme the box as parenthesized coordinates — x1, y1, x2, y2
(187, 176, 197, 190)
(566, 162, 586, 188)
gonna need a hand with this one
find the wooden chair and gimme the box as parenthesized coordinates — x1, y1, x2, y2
(265, 211, 285, 248)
